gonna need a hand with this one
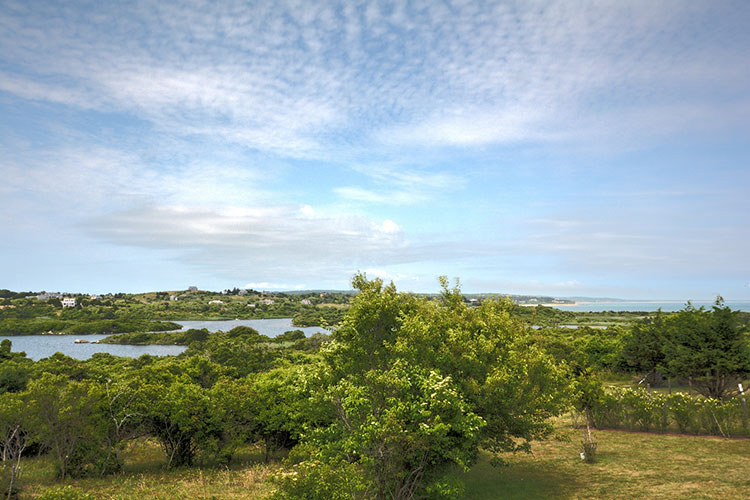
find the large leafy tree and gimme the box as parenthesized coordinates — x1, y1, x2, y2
(276, 275, 569, 500)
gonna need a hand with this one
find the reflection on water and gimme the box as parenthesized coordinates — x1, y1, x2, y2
(1, 317, 331, 361)
(173, 318, 330, 336)
(0, 334, 186, 361)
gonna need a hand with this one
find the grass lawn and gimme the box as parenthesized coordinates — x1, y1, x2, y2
(15, 427, 750, 499)
(462, 426, 750, 500)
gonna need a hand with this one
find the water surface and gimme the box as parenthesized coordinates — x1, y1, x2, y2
(0, 335, 186, 361)
(173, 318, 330, 336)
(1, 317, 330, 361)
(551, 301, 750, 312)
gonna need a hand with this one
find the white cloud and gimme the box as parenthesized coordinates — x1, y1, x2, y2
(336, 164, 467, 205)
(84, 203, 409, 283)
(380, 219, 400, 234)
(0, 145, 274, 215)
(360, 268, 413, 283)
(243, 282, 306, 291)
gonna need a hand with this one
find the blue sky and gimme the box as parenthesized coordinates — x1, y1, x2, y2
(1, 0, 749, 299)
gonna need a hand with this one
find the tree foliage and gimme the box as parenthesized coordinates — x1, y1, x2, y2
(663, 299, 750, 399)
(275, 274, 570, 500)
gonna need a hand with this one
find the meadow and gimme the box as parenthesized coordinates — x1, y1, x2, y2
(18, 423, 750, 500)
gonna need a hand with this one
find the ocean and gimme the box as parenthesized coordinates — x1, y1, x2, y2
(550, 301, 750, 313)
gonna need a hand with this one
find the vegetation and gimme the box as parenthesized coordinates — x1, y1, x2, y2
(581, 386, 749, 437)
(0, 319, 181, 336)
(0, 281, 748, 499)
(12, 425, 750, 500)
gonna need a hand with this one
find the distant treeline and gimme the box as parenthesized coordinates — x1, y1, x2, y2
(100, 326, 321, 349)
(0, 319, 181, 335)
(291, 306, 346, 327)
(0, 289, 38, 299)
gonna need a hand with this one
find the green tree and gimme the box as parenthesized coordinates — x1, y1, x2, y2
(138, 377, 221, 467)
(250, 366, 320, 462)
(0, 392, 29, 499)
(664, 299, 750, 399)
(26, 374, 113, 478)
(276, 274, 569, 500)
(622, 312, 667, 385)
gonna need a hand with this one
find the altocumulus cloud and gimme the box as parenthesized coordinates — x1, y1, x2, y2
(2, 0, 747, 158)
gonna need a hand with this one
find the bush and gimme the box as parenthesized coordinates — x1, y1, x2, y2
(667, 393, 701, 433)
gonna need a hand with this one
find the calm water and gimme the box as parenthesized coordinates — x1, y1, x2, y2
(551, 301, 750, 312)
(0, 335, 186, 361)
(173, 318, 330, 336)
(2, 318, 330, 361)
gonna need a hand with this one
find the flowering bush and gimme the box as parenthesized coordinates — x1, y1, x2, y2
(583, 388, 749, 437)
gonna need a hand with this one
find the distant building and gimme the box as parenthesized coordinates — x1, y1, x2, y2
(188, 286, 198, 292)
(36, 292, 62, 301)
(262, 299, 275, 305)
(62, 298, 76, 308)
(170, 295, 178, 301)
(238, 289, 248, 296)
(209, 300, 223, 305)
(300, 299, 312, 305)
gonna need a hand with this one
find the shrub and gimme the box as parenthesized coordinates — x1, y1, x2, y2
(589, 388, 749, 437)
(667, 393, 700, 433)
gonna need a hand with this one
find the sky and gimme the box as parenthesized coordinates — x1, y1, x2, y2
(1, 0, 749, 300)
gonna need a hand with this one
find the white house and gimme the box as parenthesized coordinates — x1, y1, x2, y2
(62, 298, 76, 308)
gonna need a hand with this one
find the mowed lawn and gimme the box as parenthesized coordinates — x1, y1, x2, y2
(18, 427, 750, 499)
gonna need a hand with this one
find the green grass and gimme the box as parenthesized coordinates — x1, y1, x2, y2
(462, 426, 750, 500)
(14, 427, 750, 500)
(18, 440, 279, 500)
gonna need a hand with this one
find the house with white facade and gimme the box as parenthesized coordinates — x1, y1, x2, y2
(62, 297, 76, 308)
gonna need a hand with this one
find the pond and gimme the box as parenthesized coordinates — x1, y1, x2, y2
(1, 318, 330, 361)
(0, 335, 186, 361)
(172, 318, 330, 336)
